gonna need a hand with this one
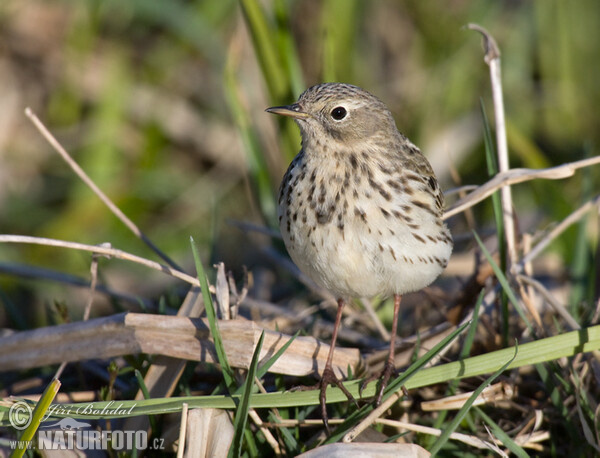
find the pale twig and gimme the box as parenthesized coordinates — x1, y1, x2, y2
(56, 246, 108, 381)
(83, 246, 108, 321)
(516, 274, 580, 331)
(249, 409, 282, 455)
(467, 23, 517, 268)
(382, 417, 548, 452)
(0, 234, 207, 291)
(24, 107, 182, 272)
(443, 156, 600, 220)
(517, 234, 543, 329)
(360, 297, 390, 341)
(343, 390, 403, 443)
(513, 194, 600, 274)
(177, 402, 189, 458)
(377, 418, 502, 452)
(262, 419, 344, 427)
(214, 262, 230, 320)
(445, 185, 479, 198)
(54, 362, 67, 380)
(250, 377, 283, 455)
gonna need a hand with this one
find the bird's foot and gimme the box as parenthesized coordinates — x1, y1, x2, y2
(319, 366, 357, 433)
(361, 361, 404, 406)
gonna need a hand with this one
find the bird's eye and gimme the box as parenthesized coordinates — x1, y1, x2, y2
(330, 106, 347, 120)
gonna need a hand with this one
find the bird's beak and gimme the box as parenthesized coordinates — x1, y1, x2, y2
(265, 103, 310, 119)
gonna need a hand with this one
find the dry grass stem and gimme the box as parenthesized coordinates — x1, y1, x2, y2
(248, 409, 282, 455)
(444, 156, 600, 220)
(518, 234, 543, 328)
(516, 275, 580, 330)
(421, 382, 514, 411)
(262, 419, 344, 428)
(177, 402, 189, 458)
(514, 194, 600, 274)
(0, 234, 204, 290)
(366, 321, 452, 371)
(443, 156, 600, 219)
(215, 262, 231, 320)
(83, 249, 104, 321)
(444, 184, 479, 198)
(466, 23, 517, 268)
(342, 391, 402, 443)
(360, 297, 390, 341)
(377, 417, 501, 452)
(25, 107, 181, 271)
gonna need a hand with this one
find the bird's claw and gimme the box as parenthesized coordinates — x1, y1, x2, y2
(319, 366, 357, 433)
(360, 361, 401, 406)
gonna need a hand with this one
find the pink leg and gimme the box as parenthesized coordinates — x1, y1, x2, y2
(319, 298, 357, 432)
(375, 294, 402, 406)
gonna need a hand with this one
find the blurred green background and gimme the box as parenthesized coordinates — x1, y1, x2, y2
(0, 0, 598, 327)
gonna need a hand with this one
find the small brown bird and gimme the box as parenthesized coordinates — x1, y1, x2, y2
(267, 83, 452, 429)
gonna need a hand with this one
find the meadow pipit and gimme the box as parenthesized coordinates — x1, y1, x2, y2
(267, 83, 453, 429)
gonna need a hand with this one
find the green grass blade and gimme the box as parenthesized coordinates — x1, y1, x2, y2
(223, 56, 277, 225)
(569, 145, 594, 313)
(475, 407, 529, 458)
(11, 378, 60, 458)
(238, 0, 287, 99)
(429, 343, 518, 455)
(256, 330, 300, 380)
(7, 325, 600, 423)
(268, 411, 301, 455)
(325, 320, 471, 444)
(228, 330, 265, 458)
(427, 290, 485, 448)
(273, 0, 305, 95)
(134, 369, 151, 400)
(190, 237, 236, 390)
(473, 230, 534, 333)
(378, 320, 472, 403)
(480, 99, 509, 346)
(460, 289, 485, 360)
(233, 330, 300, 396)
(134, 369, 157, 433)
(321, 0, 359, 82)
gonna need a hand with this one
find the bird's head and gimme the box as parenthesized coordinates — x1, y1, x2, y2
(266, 83, 398, 148)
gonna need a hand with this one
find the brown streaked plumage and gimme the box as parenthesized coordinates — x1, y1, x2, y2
(267, 82, 452, 431)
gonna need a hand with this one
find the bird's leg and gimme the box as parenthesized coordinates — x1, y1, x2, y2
(374, 293, 402, 406)
(319, 298, 357, 432)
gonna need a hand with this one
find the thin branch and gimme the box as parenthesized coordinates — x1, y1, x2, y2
(377, 418, 502, 452)
(84, 248, 105, 321)
(0, 234, 204, 290)
(443, 156, 600, 220)
(360, 297, 390, 341)
(248, 409, 282, 455)
(24, 108, 182, 272)
(467, 23, 516, 267)
(513, 195, 600, 274)
(445, 185, 479, 198)
(516, 274, 580, 331)
(343, 391, 402, 443)
(177, 403, 189, 458)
